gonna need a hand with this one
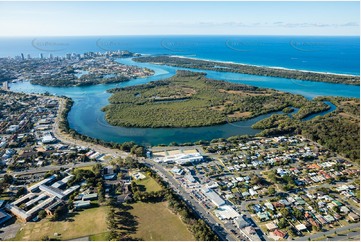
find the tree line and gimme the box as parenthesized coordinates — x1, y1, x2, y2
(108, 162, 219, 241)
(134, 56, 359, 85)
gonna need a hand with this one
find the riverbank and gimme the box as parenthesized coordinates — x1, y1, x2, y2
(134, 56, 360, 85)
(51, 95, 129, 158)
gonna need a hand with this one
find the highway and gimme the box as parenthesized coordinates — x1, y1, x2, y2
(141, 158, 239, 241)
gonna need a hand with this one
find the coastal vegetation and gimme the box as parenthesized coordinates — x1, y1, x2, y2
(252, 97, 360, 162)
(103, 70, 329, 128)
(134, 56, 359, 85)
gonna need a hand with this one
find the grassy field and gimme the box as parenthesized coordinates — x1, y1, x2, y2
(130, 201, 194, 241)
(13, 206, 109, 241)
(89, 232, 110, 241)
(135, 175, 163, 193)
(74, 165, 95, 171)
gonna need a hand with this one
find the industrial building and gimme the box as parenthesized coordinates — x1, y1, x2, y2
(215, 205, 240, 220)
(162, 152, 203, 165)
(201, 187, 225, 207)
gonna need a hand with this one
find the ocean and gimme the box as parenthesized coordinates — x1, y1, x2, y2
(0, 35, 359, 75)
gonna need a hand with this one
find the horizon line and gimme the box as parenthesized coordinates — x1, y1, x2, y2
(0, 34, 359, 38)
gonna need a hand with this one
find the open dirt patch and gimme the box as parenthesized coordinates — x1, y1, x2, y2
(227, 111, 252, 118)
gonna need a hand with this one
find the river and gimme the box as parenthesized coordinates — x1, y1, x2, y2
(9, 58, 359, 146)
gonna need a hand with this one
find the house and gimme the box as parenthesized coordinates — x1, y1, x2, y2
(307, 164, 321, 170)
(242, 191, 250, 198)
(340, 206, 350, 214)
(295, 224, 307, 232)
(273, 229, 287, 239)
(272, 202, 285, 208)
(117, 194, 133, 203)
(257, 212, 270, 221)
(279, 199, 291, 206)
(264, 202, 274, 211)
(249, 189, 258, 196)
(333, 213, 342, 221)
(324, 215, 335, 223)
(316, 215, 327, 225)
(132, 172, 146, 180)
(265, 222, 278, 231)
(331, 200, 343, 207)
(348, 212, 360, 222)
(336, 185, 349, 192)
(308, 218, 321, 229)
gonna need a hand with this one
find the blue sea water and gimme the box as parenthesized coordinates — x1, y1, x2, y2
(0, 35, 359, 75)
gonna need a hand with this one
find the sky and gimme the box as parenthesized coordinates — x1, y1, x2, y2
(0, 1, 359, 36)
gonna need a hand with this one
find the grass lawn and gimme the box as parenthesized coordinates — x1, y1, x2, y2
(74, 165, 95, 172)
(135, 176, 162, 193)
(130, 201, 194, 241)
(13, 206, 109, 241)
(89, 232, 110, 241)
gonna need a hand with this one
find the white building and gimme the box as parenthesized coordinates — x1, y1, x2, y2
(42, 133, 56, 144)
(162, 153, 203, 165)
(215, 205, 240, 220)
(201, 187, 225, 207)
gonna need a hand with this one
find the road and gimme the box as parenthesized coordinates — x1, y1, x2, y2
(141, 159, 239, 241)
(0, 161, 100, 177)
(294, 223, 360, 241)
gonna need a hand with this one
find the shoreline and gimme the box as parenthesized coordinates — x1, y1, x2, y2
(169, 55, 360, 77)
(51, 95, 129, 158)
(134, 55, 360, 85)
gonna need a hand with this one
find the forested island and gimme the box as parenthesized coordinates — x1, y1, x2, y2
(134, 56, 360, 85)
(103, 70, 330, 128)
(253, 96, 360, 162)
